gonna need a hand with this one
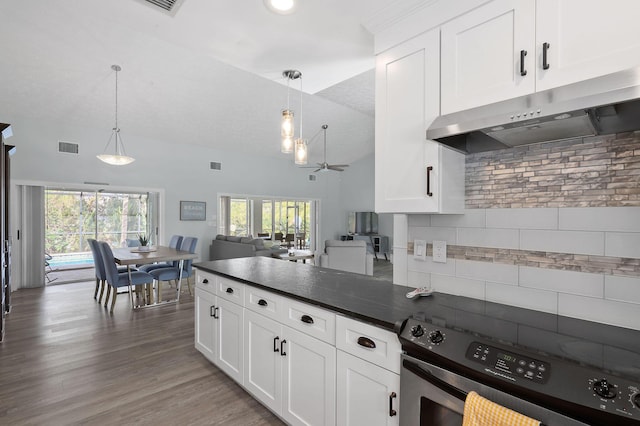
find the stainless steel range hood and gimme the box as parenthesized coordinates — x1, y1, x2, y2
(427, 66, 640, 153)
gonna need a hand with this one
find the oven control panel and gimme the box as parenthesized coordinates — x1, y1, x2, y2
(465, 341, 551, 384)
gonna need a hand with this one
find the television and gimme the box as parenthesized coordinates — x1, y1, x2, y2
(347, 212, 378, 235)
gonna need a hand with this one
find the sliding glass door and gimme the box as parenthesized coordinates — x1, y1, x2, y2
(219, 195, 316, 250)
(45, 189, 155, 267)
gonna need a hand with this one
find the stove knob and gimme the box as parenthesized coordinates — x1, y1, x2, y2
(410, 325, 424, 337)
(593, 379, 617, 399)
(429, 330, 444, 344)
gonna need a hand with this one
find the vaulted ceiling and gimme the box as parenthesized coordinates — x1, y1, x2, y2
(0, 0, 399, 165)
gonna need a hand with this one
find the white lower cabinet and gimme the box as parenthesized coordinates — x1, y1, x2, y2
(194, 272, 244, 383)
(244, 310, 283, 415)
(244, 309, 336, 426)
(216, 297, 244, 383)
(196, 269, 399, 426)
(282, 326, 336, 426)
(195, 286, 216, 363)
(337, 350, 400, 426)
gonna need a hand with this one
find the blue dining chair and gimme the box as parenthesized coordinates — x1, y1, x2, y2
(137, 234, 183, 273)
(98, 241, 155, 313)
(150, 237, 198, 299)
(88, 238, 130, 303)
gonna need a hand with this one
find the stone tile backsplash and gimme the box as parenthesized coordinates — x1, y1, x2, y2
(465, 132, 640, 209)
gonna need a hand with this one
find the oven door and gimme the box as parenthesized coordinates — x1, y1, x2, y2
(399, 353, 589, 426)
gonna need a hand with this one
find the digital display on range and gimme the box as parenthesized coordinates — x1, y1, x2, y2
(466, 341, 551, 384)
(498, 352, 517, 363)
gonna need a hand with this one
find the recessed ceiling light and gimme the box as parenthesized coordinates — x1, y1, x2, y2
(264, 0, 296, 14)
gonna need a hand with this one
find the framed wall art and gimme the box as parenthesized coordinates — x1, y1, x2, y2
(180, 200, 206, 221)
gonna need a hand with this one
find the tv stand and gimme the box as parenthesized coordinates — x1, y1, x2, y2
(340, 234, 389, 261)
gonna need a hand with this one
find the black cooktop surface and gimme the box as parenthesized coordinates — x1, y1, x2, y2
(404, 295, 640, 384)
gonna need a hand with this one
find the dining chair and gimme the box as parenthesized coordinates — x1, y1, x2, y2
(149, 236, 198, 300)
(125, 238, 141, 247)
(98, 241, 155, 313)
(274, 232, 283, 243)
(296, 232, 306, 249)
(88, 239, 130, 303)
(138, 234, 183, 273)
(284, 233, 295, 248)
(44, 252, 58, 284)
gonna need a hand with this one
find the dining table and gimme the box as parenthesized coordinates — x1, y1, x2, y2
(111, 245, 198, 308)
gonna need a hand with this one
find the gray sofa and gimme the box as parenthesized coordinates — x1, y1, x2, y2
(209, 235, 287, 261)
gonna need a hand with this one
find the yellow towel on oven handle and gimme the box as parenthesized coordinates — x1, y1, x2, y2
(462, 391, 541, 426)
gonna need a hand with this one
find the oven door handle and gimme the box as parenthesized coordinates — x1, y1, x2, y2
(402, 359, 468, 402)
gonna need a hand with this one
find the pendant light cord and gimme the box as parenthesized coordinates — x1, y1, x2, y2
(299, 76, 303, 138)
(114, 67, 119, 131)
(286, 74, 290, 111)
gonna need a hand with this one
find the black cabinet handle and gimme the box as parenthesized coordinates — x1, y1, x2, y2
(213, 306, 219, 319)
(226, 287, 234, 294)
(210, 305, 215, 317)
(273, 336, 280, 353)
(520, 49, 527, 76)
(258, 299, 268, 307)
(357, 336, 376, 349)
(301, 314, 314, 324)
(280, 339, 287, 356)
(389, 392, 397, 417)
(202, 278, 208, 284)
(543, 42, 550, 70)
(426, 166, 433, 197)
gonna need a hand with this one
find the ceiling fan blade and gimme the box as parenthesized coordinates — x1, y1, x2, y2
(327, 166, 344, 172)
(313, 168, 322, 172)
(299, 163, 324, 169)
(329, 164, 349, 168)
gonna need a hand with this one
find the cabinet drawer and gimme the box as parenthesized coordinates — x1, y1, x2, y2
(194, 269, 217, 295)
(282, 298, 336, 345)
(336, 316, 401, 374)
(245, 286, 284, 322)
(216, 276, 245, 305)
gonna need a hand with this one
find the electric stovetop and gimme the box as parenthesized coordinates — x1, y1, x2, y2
(402, 293, 640, 384)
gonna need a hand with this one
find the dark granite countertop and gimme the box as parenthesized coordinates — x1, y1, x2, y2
(192, 256, 554, 332)
(193, 256, 640, 383)
(194, 256, 421, 330)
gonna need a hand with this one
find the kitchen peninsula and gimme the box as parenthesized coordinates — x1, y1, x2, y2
(193, 257, 640, 426)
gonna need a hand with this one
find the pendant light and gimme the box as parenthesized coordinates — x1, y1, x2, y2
(281, 70, 301, 154)
(293, 72, 308, 165)
(97, 65, 135, 166)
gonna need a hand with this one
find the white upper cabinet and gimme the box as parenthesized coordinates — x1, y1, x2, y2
(441, 0, 640, 114)
(441, 0, 535, 114)
(375, 28, 465, 214)
(536, 0, 640, 91)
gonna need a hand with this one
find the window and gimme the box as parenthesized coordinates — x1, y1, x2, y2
(219, 195, 316, 250)
(45, 189, 156, 264)
(229, 198, 250, 236)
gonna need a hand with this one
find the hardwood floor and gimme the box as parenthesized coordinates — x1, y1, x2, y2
(0, 281, 285, 425)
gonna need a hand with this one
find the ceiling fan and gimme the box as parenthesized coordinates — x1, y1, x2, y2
(303, 124, 350, 172)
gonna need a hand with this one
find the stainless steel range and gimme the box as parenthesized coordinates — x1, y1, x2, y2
(395, 297, 640, 426)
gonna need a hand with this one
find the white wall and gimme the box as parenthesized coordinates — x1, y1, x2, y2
(8, 116, 352, 266)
